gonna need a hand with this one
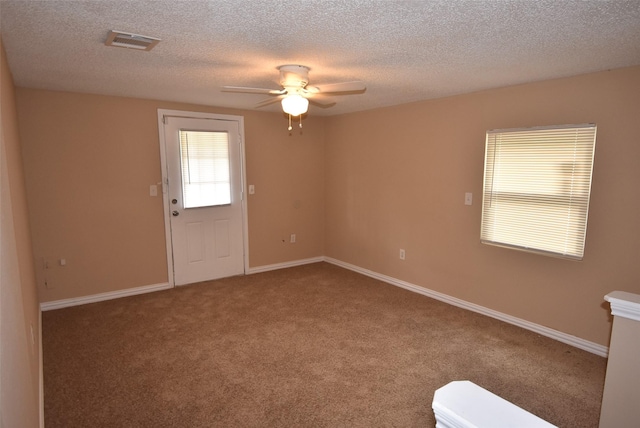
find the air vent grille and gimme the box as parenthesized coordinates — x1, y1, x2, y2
(105, 30, 160, 51)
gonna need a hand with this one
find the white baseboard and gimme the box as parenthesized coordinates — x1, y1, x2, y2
(37, 257, 608, 357)
(324, 257, 609, 357)
(247, 256, 325, 275)
(38, 256, 323, 311)
(38, 256, 326, 311)
(39, 282, 172, 311)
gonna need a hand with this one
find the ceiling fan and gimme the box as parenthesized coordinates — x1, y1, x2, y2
(222, 65, 366, 130)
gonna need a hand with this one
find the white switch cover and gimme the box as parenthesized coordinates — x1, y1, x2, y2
(150, 184, 158, 197)
(249, 185, 255, 195)
(465, 192, 473, 205)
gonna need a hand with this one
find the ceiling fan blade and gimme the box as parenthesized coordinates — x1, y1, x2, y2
(255, 96, 284, 109)
(308, 98, 337, 109)
(222, 86, 285, 95)
(307, 81, 366, 94)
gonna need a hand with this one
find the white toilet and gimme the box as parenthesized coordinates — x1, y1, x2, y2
(432, 381, 557, 428)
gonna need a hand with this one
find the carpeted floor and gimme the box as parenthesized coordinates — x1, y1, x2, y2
(43, 262, 606, 427)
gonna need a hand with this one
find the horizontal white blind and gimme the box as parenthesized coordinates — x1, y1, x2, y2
(481, 124, 597, 260)
(179, 130, 231, 208)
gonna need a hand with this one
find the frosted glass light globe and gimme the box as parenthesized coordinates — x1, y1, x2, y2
(281, 95, 309, 116)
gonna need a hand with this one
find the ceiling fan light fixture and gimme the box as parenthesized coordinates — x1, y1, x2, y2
(281, 95, 309, 116)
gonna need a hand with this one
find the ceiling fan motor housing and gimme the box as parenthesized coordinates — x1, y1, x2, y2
(279, 65, 310, 88)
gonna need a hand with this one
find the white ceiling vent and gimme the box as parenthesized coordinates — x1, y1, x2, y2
(105, 30, 160, 51)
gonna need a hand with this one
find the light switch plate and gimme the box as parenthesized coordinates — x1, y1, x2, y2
(465, 192, 472, 205)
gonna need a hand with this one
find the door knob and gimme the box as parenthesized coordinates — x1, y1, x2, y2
(172, 210, 179, 217)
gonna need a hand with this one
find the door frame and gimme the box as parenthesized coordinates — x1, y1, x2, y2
(157, 109, 249, 287)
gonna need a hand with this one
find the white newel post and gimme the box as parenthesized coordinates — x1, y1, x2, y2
(599, 291, 640, 428)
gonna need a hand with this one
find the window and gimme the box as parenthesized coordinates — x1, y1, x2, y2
(480, 124, 597, 260)
(179, 130, 231, 208)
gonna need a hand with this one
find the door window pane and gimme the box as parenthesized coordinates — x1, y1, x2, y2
(179, 130, 231, 208)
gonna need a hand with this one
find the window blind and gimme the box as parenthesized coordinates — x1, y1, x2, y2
(179, 130, 231, 208)
(480, 124, 597, 260)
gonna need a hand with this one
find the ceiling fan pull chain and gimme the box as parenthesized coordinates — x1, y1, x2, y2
(288, 114, 293, 131)
(299, 115, 303, 129)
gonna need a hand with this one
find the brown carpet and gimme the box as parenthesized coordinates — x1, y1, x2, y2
(43, 262, 606, 427)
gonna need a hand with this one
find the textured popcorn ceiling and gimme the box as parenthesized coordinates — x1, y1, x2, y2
(1, 0, 639, 116)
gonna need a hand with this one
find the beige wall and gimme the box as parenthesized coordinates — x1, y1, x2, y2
(16, 89, 325, 302)
(0, 38, 41, 427)
(13, 61, 640, 347)
(325, 66, 640, 347)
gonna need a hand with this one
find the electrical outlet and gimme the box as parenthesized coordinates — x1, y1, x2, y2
(290, 233, 296, 243)
(399, 249, 406, 260)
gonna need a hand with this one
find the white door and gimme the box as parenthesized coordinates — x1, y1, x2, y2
(160, 113, 246, 286)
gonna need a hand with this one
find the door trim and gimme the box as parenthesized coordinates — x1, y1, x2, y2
(157, 109, 249, 287)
